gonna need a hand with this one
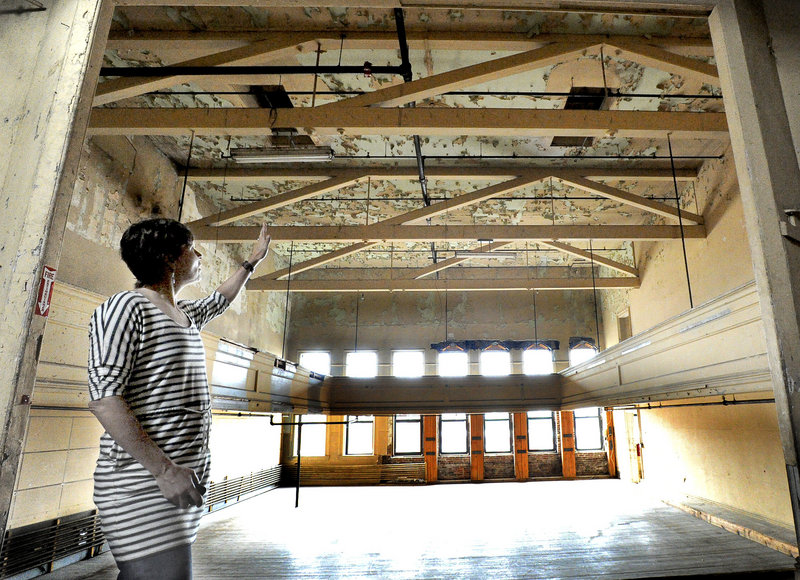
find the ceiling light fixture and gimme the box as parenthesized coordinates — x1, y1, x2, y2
(454, 251, 518, 259)
(229, 146, 334, 164)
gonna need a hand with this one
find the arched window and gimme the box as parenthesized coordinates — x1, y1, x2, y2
(480, 343, 511, 376)
(523, 343, 554, 375)
(569, 338, 597, 366)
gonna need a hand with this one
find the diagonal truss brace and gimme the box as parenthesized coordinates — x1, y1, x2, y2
(553, 174, 704, 225)
(537, 241, 639, 277)
(252, 176, 539, 281)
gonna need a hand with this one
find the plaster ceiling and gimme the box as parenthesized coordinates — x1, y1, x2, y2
(89, 4, 727, 292)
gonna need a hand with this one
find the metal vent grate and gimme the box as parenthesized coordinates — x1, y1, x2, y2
(0, 510, 104, 578)
(0, 466, 282, 578)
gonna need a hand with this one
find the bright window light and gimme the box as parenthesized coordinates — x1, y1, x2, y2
(346, 351, 378, 377)
(293, 414, 326, 457)
(211, 340, 255, 390)
(527, 411, 556, 451)
(523, 348, 554, 375)
(575, 407, 604, 450)
(438, 351, 468, 377)
(298, 351, 331, 376)
(480, 350, 511, 376)
(484, 412, 512, 453)
(345, 415, 374, 455)
(392, 350, 425, 377)
(569, 347, 597, 366)
(440, 413, 468, 454)
(394, 414, 422, 454)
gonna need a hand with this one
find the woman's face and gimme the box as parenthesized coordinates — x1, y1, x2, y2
(172, 242, 202, 288)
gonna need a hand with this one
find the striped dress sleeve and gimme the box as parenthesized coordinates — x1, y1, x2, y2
(88, 293, 142, 401)
(179, 291, 230, 330)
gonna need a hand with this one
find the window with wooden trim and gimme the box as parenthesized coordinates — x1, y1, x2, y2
(298, 351, 331, 376)
(293, 414, 327, 457)
(574, 407, 604, 451)
(439, 413, 469, 454)
(484, 412, 512, 453)
(393, 414, 422, 455)
(527, 411, 557, 452)
(345, 415, 374, 455)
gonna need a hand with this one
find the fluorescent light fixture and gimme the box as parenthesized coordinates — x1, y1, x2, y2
(453, 251, 518, 259)
(229, 146, 334, 163)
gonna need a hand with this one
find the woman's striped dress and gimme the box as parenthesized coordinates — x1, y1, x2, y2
(88, 290, 229, 562)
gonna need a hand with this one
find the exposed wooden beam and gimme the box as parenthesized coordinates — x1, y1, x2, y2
(322, 42, 596, 109)
(400, 241, 514, 279)
(387, 176, 540, 225)
(187, 171, 366, 227)
(186, 166, 699, 182)
(606, 39, 719, 85)
(252, 177, 537, 280)
(106, 31, 714, 56)
(554, 174, 704, 225)
(112, 1, 714, 19)
(538, 241, 639, 276)
(246, 276, 641, 292)
(94, 34, 319, 106)
(196, 224, 707, 243)
(87, 107, 730, 139)
(261, 242, 380, 281)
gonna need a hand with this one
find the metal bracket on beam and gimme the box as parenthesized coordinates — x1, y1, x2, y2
(780, 209, 800, 243)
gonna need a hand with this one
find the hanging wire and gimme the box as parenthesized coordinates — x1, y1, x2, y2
(365, 177, 371, 225)
(600, 46, 609, 98)
(668, 134, 694, 309)
(589, 240, 601, 350)
(214, 137, 232, 257)
(177, 130, 195, 222)
(354, 292, 362, 351)
(526, 242, 540, 345)
(281, 241, 294, 359)
(311, 42, 322, 108)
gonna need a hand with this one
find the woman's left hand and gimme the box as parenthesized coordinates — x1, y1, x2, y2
(249, 224, 271, 264)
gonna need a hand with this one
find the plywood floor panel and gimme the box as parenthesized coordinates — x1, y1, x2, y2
(45, 480, 795, 579)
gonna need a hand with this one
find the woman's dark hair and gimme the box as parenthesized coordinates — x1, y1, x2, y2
(120, 218, 193, 286)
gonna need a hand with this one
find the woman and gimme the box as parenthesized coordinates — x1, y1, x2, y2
(88, 218, 270, 579)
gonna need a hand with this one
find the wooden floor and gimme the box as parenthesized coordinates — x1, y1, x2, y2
(46, 480, 795, 579)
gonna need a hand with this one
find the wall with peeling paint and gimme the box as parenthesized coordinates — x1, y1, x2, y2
(600, 145, 753, 346)
(61, 136, 287, 354)
(287, 288, 600, 374)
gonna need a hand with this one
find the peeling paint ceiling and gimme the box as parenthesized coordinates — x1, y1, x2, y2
(91, 4, 726, 289)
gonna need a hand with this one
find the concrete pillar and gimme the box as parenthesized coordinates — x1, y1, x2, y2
(709, 0, 800, 571)
(0, 0, 110, 541)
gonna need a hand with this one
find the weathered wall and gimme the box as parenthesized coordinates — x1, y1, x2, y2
(614, 402, 791, 529)
(596, 141, 791, 527)
(601, 145, 754, 347)
(288, 289, 600, 373)
(0, 0, 105, 538)
(63, 136, 286, 353)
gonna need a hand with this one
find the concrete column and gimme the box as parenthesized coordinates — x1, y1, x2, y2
(0, 0, 110, 541)
(709, 0, 800, 569)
